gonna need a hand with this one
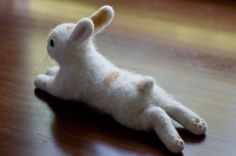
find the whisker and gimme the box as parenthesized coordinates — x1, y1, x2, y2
(46, 54, 53, 67)
(35, 52, 48, 76)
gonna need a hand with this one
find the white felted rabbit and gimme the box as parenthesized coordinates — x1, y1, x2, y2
(34, 5, 207, 153)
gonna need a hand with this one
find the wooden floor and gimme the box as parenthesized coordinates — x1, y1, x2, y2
(1, 0, 236, 155)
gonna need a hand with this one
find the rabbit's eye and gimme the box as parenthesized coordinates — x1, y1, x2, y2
(50, 39, 54, 47)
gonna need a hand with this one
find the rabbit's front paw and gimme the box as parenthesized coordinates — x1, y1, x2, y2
(34, 74, 48, 90)
(46, 66, 59, 76)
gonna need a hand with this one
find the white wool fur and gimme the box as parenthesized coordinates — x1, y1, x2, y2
(34, 5, 207, 153)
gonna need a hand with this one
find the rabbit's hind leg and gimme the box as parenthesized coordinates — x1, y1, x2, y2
(164, 101, 207, 135)
(141, 106, 184, 153)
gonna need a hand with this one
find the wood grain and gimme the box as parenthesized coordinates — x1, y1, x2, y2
(0, 0, 236, 155)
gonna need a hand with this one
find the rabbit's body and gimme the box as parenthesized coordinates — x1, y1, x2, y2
(35, 6, 207, 153)
(45, 38, 158, 129)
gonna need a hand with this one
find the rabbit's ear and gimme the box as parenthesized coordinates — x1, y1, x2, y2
(69, 18, 94, 45)
(90, 5, 114, 35)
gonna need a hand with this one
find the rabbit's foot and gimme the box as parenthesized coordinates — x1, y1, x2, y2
(192, 118, 207, 135)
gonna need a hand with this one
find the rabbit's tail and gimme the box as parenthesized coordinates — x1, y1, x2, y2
(136, 77, 154, 94)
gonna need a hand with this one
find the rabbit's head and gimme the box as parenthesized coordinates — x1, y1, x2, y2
(46, 5, 114, 65)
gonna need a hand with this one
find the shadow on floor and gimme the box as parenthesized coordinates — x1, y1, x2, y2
(34, 89, 205, 156)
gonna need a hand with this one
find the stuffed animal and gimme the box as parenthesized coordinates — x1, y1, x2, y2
(34, 5, 207, 153)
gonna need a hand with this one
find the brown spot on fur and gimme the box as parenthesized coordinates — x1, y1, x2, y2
(134, 80, 146, 92)
(104, 71, 119, 87)
(91, 9, 109, 29)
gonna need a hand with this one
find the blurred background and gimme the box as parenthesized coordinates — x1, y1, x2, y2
(1, 0, 236, 74)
